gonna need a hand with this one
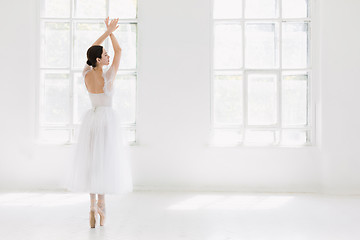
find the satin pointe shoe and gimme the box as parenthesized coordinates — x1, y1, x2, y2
(97, 202, 106, 226)
(89, 206, 98, 228)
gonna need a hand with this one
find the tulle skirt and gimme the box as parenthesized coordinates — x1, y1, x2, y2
(65, 106, 133, 195)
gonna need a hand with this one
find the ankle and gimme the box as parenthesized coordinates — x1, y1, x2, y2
(97, 201, 105, 207)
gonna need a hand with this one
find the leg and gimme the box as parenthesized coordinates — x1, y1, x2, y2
(97, 194, 106, 226)
(89, 193, 97, 228)
(90, 193, 96, 208)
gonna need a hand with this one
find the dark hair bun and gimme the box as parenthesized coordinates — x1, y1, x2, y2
(87, 45, 103, 68)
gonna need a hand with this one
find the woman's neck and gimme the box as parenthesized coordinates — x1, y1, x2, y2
(93, 66, 103, 74)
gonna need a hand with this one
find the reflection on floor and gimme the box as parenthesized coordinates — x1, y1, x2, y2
(1, 191, 360, 240)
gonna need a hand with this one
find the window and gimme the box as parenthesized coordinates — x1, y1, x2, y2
(38, 0, 137, 145)
(211, 0, 313, 147)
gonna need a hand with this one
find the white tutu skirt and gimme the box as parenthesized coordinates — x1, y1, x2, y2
(65, 106, 133, 195)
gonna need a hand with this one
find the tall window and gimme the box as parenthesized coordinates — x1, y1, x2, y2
(38, 0, 137, 144)
(211, 0, 313, 147)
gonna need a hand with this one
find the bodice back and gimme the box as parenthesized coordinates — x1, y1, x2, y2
(83, 64, 116, 108)
(88, 92, 113, 107)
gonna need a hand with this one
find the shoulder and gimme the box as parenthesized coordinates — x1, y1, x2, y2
(82, 64, 92, 78)
(105, 66, 117, 81)
(83, 69, 92, 79)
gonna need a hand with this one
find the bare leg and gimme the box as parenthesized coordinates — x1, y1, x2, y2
(90, 193, 96, 208)
(89, 193, 97, 228)
(97, 194, 106, 226)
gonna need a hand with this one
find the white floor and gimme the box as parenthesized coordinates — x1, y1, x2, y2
(0, 191, 360, 240)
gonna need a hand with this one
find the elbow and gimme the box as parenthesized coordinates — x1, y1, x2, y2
(115, 48, 122, 53)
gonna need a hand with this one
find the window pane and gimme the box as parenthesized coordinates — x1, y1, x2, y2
(248, 74, 277, 125)
(41, 0, 70, 18)
(282, 23, 308, 69)
(73, 22, 106, 68)
(282, 0, 308, 18)
(109, 0, 137, 19)
(39, 128, 70, 143)
(40, 71, 70, 124)
(214, 23, 242, 69)
(41, 22, 70, 68)
(245, 0, 278, 18)
(281, 130, 308, 145)
(282, 72, 308, 126)
(210, 129, 243, 146)
(126, 128, 136, 143)
(113, 74, 136, 123)
(214, 73, 243, 125)
(245, 130, 279, 145)
(213, 0, 242, 19)
(73, 0, 106, 18)
(73, 73, 91, 124)
(245, 23, 278, 69)
(108, 24, 137, 70)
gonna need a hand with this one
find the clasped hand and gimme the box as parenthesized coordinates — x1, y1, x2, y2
(105, 17, 119, 34)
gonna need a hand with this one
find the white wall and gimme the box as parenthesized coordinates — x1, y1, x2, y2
(0, 0, 358, 194)
(320, 0, 360, 194)
(0, 0, 39, 190)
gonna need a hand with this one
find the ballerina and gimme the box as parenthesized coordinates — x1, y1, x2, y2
(66, 17, 133, 228)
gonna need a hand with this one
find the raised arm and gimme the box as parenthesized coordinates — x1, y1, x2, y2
(108, 33, 122, 73)
(84, 17, 119, 75)
(91, 17, 118, 46)
(91, 30, 110, 46)
(105, 18, 122, 80)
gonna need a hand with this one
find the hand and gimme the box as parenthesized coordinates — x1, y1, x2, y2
(105, 17, 119, 34)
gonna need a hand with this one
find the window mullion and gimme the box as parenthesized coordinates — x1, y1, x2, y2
(243, 70, 248, 131)
(105, 0, 110, 51)
(67, 0, 73, 143)
(241, 0, 246, 143)
(278, 0, 282, 145)
(276, 69, 281, 145)
(106, 0, 109, 16)
(308, 69, 313, 144)
(308, 13, 312, 144)
(210, 0, 215, 130)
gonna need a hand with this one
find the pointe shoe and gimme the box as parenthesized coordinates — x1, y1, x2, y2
(97, 203, 106, 226)
(89, 206, 97, 228)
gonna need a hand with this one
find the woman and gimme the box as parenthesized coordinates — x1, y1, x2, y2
(66, 17, 133, 228)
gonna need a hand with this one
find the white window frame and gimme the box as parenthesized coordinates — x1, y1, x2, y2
(36, 0, 138, 145)
(210, 0, 317, 147)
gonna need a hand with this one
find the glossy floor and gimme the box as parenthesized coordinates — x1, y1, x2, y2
(0, 191, 359, 240)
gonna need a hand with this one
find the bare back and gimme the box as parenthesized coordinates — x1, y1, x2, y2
(82, 64, 117, 95)
(84, 70, 105, 94)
